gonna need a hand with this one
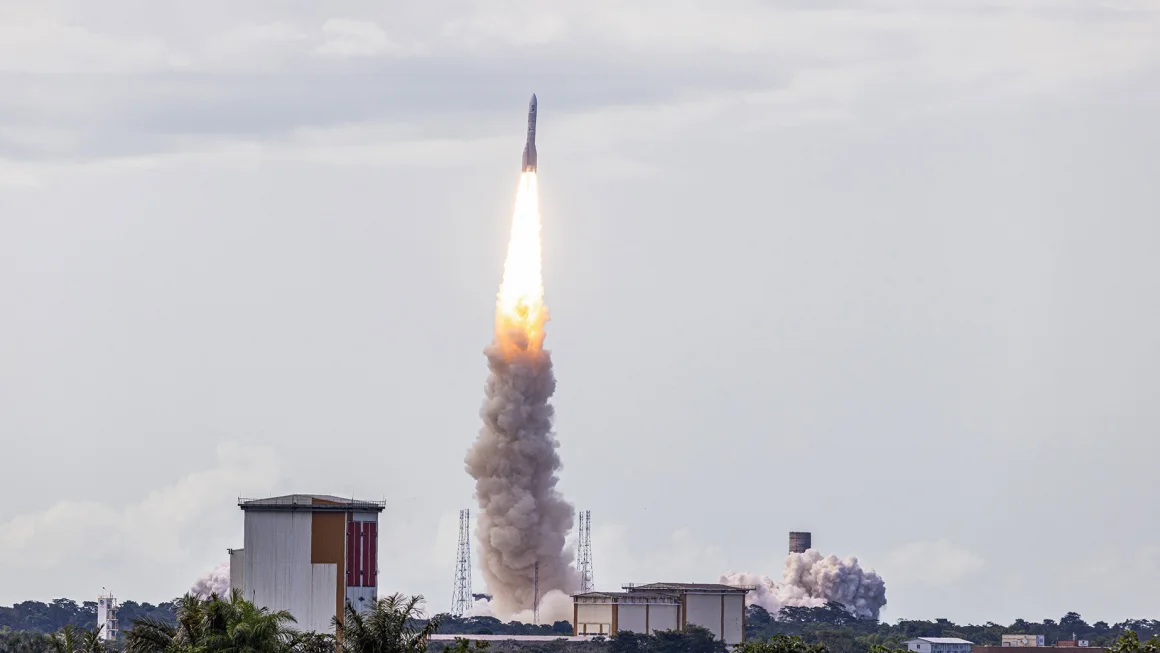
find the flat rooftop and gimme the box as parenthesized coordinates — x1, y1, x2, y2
(573, 591, 681, 603)
(238, 494, 386, 513)
(429, 635, 596, 643)
(624, 582, 754, 593)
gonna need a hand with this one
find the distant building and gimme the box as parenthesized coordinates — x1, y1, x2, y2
(1003, 635, 1046, 647)
(231, 494, 385, 633)
(975, 646, 1100, 653)
(906, 638, 975, 653)
(572, 583, 752, 645)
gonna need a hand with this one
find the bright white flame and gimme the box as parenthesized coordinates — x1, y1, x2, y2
(496, 172, 545, 343)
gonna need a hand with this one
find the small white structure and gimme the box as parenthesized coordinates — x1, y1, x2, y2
(573, 583, 751, 645)
(907, 638, 974, 653)
(96, 591, 119, 642)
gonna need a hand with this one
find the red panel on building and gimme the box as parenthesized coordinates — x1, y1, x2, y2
(361, 522, 371, 587)
(367, 522, 377, 587)
(347, 520, 358, 588)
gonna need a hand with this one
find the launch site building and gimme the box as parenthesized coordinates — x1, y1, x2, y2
(229, 495, 384, 633)
(573, 583, 751, 645)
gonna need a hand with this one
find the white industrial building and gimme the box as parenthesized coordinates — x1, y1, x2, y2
(573, 583, 751, 645)
(230, 495, 385, 634)
(96, 591, 119, 642)
(906, 638, 975, 653)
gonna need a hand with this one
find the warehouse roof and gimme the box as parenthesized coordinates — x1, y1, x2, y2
(908, 638, 975, 644)
(238, 494, 386, 512)
(428, 635, 596, 643)
(573, 591, 680, 602)
(624, 582, 754, 593)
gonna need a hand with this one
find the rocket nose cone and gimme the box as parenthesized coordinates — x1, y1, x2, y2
(531, 93, 537, 106)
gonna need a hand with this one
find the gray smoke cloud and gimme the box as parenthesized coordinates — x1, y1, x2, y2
(465, 321, 579, 618)
(190, 561, 230, 599)
(721, 550, 887, 620)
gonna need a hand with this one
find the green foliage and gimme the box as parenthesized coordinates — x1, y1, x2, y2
(0, 600, 177, 636)
(432, 616, 571, 637)
(445, 639, 490, 653)
(736, 634, 828, 653)
(334, 593, 440, 653)
(1107, 631, 1160, 653)
(606, 626, 725, 653)
(123, 590, 296, 653)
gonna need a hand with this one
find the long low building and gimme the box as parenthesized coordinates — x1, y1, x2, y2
(573, 583, 752, 645)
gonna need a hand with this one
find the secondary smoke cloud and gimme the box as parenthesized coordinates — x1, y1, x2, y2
(465, 173, 579, 619)
(190, 561, 230, 599)
(721, 550, 887, 620)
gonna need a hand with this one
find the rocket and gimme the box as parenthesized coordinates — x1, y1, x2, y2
(521, 94, 538, 172)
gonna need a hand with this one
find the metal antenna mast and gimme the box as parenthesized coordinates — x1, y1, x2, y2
(578, 510, 594, 593)
(452, 509, 473, 616)
(533, 561, 540, 624)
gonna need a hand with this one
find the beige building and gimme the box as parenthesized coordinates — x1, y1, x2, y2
(1002, 635, 1046, 647)
(573, 583, 751, 645)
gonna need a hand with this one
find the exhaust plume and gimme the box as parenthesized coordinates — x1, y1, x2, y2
(721, 549, 887, 620)
(465, 172, 578, 619)
(191, 561, 230, 599)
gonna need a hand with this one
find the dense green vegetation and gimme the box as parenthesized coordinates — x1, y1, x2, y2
(742, 602, 1160, 653)
(5, 594, 1160, 653)
(1, 601, 177, 635)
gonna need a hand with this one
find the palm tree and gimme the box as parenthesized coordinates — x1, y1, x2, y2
(202, 591, 296, 653)
(287, 632, 337, 653)
(50, 626, 79, 653)
(79, 630, 105, 653)
(124, 618, 179, 653)
(332, 594, 441, 653)
(124, 591, 295, 653)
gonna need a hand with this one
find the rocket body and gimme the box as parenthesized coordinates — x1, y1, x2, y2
(521, 94, 538, 172)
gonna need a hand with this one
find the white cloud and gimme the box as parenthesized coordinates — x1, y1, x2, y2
(315, 19, 402, 58)
(881, 540, 984, 586)
(0, 442, 279, 569)
(0, 9, 171, 73)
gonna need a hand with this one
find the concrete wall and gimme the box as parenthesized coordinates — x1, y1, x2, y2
(576, 604, 612, 635)
(685, 594, 722, 639)
(305, 564, 338, 633)
(243, 511, 317, 632)
(723, 594, 745, 645)
(346, 586, 377, 613)
(618, 605, 647, 634)
(229, 549, 245, 594)
(680, 593, 745, 645)
(648, 604, 679, 633)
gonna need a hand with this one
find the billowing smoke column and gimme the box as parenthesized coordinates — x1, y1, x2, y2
(190, 561, 230, 599)
(721, 550, 887, 620)
(465, 171, 579, 620)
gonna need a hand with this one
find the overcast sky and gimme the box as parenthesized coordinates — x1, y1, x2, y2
(1, 0, 1159, 626)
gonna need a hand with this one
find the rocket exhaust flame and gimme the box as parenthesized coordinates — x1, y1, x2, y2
(496, 173, 545, 342)
(465, 164, 578, 619)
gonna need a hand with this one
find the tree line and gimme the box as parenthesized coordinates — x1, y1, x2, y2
(4, 594, 1160, 653)
(742, 602, 1160, 653)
